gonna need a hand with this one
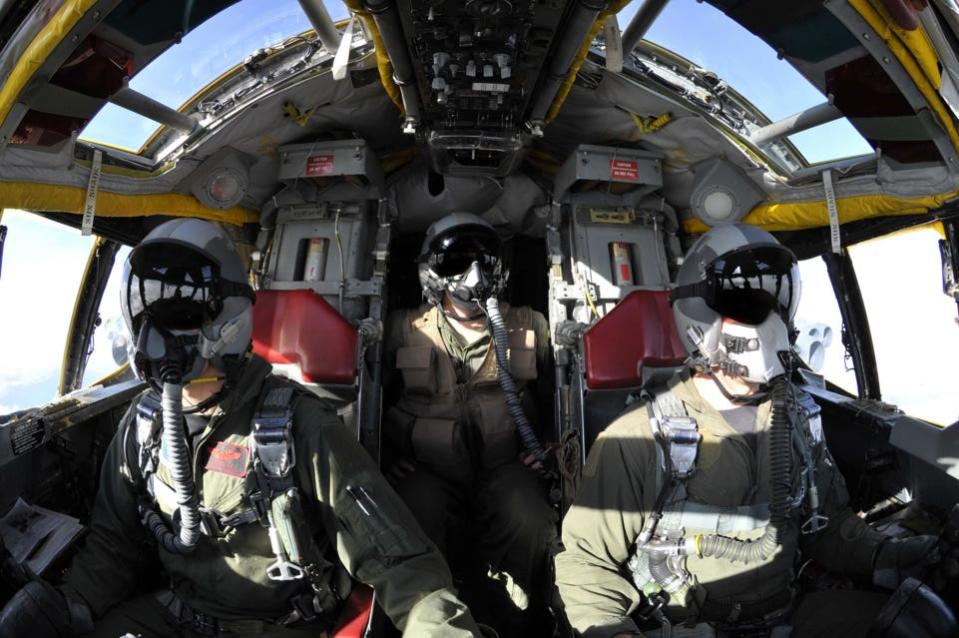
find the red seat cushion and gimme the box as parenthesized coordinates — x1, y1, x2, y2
(582, 290, 687, 390)
(332, 585, 374, 638)
(252, 289, 357, 385)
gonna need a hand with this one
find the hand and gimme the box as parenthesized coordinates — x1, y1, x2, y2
(387, 458, 417, 484)
(873, 535, 941, 590)
(520, 453, 545, 473)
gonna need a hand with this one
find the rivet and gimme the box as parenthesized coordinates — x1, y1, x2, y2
(863, 33, 871, 40)
(882, 56, 890, 64)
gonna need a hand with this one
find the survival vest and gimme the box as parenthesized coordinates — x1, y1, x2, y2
(126, 377, 347, 625)
(387, 303, 539, 483)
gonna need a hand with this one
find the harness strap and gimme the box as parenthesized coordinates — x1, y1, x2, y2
(248, 380, 345, 620)
(252, 386, 297, 483)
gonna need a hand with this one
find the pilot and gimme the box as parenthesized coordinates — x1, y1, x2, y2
(0, 218, 481, 637)
(555, 223, 947, 638)
(383, 213, 558, 636)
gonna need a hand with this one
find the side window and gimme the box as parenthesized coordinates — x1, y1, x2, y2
(81, 245, 132, 387)
(794, 256, 858, 395)
(849, 226, 959, 425)
(0, 211, 91, 413)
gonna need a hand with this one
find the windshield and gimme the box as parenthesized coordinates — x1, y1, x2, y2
(80, 0, 350, 152)
(631, 0, 873, 164)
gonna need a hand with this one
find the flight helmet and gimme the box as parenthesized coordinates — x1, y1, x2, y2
(120, 218, 255, 387)
(418, 212, 506, 309)
(670, 223, 800, 384)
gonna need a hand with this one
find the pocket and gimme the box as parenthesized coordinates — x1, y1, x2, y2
(396, 346, 438, 395)
(338, 475, 429, 562)
(411, 417, 471, 481)
(507, 329, 537, 380)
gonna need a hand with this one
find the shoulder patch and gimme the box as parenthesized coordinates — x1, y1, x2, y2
(205, 441, 250, 478)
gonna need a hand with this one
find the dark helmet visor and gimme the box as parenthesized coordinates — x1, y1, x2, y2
(672, 244, 799, 325)
(423, 224, 503, 278)
(125, 243, 227, 332)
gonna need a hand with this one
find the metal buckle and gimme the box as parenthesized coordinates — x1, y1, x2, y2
(267, 557, 306, 581)
(801, 513, 829, 534)
(662, 416, 700, 479)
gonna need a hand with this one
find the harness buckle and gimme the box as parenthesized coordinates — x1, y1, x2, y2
(661, 416, 700, 479)
(267, 557, 306, 581)
(252, 387, 296, 479)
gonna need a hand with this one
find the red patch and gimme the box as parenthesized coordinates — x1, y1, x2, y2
(205, 441, 249, 478)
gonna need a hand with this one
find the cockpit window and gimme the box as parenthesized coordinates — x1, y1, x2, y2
(0, 211, 90, 414)
(635, 0, 873, 164)
(850, 226, 959, 426)
(79, 0, 349, 152)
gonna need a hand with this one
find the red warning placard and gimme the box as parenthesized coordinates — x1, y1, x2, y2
(610, 159, 640, 181)
(305, 154, 335, 177)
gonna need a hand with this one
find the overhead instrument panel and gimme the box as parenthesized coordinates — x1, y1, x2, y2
(395, 0, 566, 175)
(364, 0, 608, 176)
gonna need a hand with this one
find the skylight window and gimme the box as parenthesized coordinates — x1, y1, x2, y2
(80, 0, 349, 151)
(630, 0, 873, 165)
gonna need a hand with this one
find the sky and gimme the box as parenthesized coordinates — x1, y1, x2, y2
(1, 1, 955, 424)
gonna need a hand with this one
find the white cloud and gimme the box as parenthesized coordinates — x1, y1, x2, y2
(0, 211, 93, 396)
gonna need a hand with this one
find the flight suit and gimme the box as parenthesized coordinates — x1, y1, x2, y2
(383, 303, 557, 625)
(555, 373, 889, 638)
(61, 354, 480, 637)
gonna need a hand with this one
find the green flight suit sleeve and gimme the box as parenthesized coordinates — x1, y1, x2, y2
(293, 397, 480, 636)
(60, 405, 154, 617)
(555, 414, 655, 638)
(798, 445, 885, 576)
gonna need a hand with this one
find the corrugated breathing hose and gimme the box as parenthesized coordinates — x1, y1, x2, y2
(140, 368, 201, 554)
(698, 378, 791, 563)
(484, 297, 549, 463)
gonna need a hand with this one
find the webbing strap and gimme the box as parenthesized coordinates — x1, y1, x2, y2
(253, 387, 296, 480)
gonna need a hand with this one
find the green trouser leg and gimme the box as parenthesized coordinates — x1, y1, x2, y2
(475, 462, 558, 608)
(791, 589, 889, 638)
(475, 462, 559, 638)
(395, 463, 558, 637)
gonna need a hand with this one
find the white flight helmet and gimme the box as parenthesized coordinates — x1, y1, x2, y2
(670, 223, 801, 385)
(120, 218, 255, 388)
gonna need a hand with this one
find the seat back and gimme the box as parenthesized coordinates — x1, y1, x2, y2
(252, 289, 358, 386)
(579, 290, 687, 453)
(582, 289, 686, 390)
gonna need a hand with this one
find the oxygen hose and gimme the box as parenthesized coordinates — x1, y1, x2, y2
(140, 365, 201, 554)
(484, 297, 549, 463)
(697, 378, 791, 563)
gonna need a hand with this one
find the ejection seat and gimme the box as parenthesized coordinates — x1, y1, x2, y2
(578, 289, 687, 453)
(249, 138, 391, 638)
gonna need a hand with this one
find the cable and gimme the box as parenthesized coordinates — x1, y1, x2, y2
(333, 207, 346, 312)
